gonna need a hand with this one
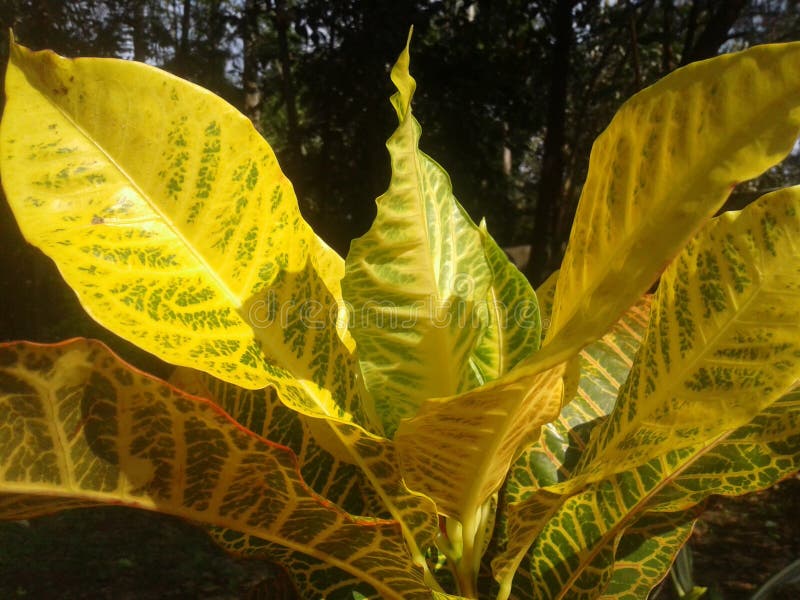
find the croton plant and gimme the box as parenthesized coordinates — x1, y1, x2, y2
(0, 30, 799, 599)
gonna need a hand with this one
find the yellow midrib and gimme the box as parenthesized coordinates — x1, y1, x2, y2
(12, 49, 244, 312)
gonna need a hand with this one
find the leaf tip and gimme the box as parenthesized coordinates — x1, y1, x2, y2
(389, 27, 417, 121)
(7, 28, 17, 57)
(6, 29, 30, 66)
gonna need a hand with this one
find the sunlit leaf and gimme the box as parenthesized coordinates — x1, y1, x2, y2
(397, 361, 569, 536)
(597, 511, 695, 599)
(578, 187, 800, 479)
(543, 42, 800, 363)
(170, 367, 441, 588)
(170, 368, 384, 517)
(648, 387, 800, 512)
(342, 35, 539, 439)
(471, 221, 542, 382)
(506, 296, 652, 496)
(535, 268, 559, 341)
(0, 39, 380, 436)
(495, 188, 800, 598)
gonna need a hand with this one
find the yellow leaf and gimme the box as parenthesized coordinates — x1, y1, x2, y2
(493, 187, 800, 598)
(578, 186, 800, 479)
(544, 42, 800, 362)
(396, 358, 571, 565)
(0, 39, 378, 434)
(342, 36, 540, 439)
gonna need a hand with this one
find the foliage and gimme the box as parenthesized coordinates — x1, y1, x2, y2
(1, 31, 800, 600)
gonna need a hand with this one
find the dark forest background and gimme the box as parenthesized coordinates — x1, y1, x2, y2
(3, 0, 799, 287)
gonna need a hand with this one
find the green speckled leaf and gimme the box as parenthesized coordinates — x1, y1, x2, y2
(397, 361, 569, 541)
(345, 40, 546, 571)
(471, 221, 542, 382)
(542, 42, 800, 366)
(506, 397, 800, 600)
(483, 298, 651, 599)
(506, 296, 652, 497)
(649, 387, 800, 512)
(343, 37, 535, 437)
(597, 512, 695, 600)
(579, 187, 800, 479)
(0, 39, 380, 440)
(208, 528, 468, 599)
(171, 366, 441, 587)
(495, 188, 800, 598)
(170, 368, 383, 517)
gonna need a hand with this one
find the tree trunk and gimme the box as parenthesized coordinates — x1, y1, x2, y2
(172, 0, 192, 76)
(526, 0, 576, 285)
(131, 1, 147, 62)
(242, 0, 263, 131)
(272, 0, 301, 160)
(628, 7, 642, 91)
(680, 0, 746, 65)
(661, 0, 674, 74)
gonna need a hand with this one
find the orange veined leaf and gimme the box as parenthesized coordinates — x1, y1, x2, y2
(0, 338, 439, 600)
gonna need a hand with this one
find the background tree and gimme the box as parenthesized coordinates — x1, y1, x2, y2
(4, 0, 797, 283)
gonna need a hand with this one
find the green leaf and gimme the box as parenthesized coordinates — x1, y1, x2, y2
(598, 512, 695, 600)
(0, 39, 380, 435)
(542, 42, 800, 364)
(535, 268, 559, 342)
(209, 528, 469, 600)
(0, 339, 434, 600)
(506, 296, 652, 496)
(170, 368, 384, 517)
(208, 529, 386, 599)
(343, 41, 545, 586)
(396, 357, 570, 595)
(648, 387, 800, 512)
(471, 221, 542, 382)
(342, 35, 540, 437)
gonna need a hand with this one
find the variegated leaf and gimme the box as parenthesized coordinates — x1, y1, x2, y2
(543, 42, 800, 364)
(535, 269, 559, 336)
(170, 368, 384, 517)
(506, 511, 695, 600)
(396, 361, 569, 544)
(578, 186, 800, 479)
(342, 39, 548, 578)
(488, 297, 652, 596)
(0, 39, 380, 436)
(0, 339, 434, 600)
(342, 35, 488, 434)
(597, 512, 695, 600)
(493, 384, 800, 600)
(503, 394, 800, 600)
(170, 366, 442, 586)
(506, 296, 652, 497)
(209, 528, 387, 599)
(471, 221, 542, 383)
(648, 387, 800, 512)
(209, 528, 468, 599)
(495, 189, 800, 597)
